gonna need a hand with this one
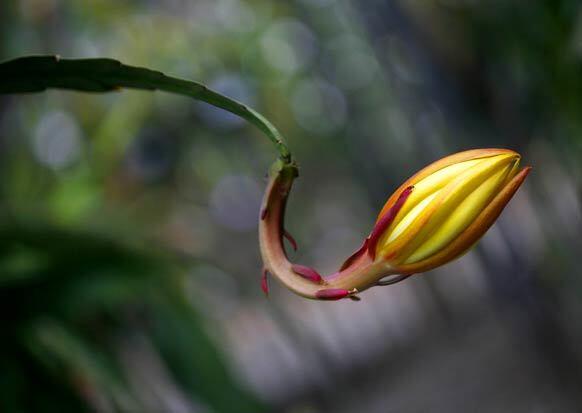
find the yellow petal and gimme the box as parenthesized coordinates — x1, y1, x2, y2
(386, 191, 440, 243)
(386, 158, 483, 238)
(405, 164, 512, 263)
(377, 152, 519, 261)
(376, 149, 520, 222)
(395, 166, 531, 274)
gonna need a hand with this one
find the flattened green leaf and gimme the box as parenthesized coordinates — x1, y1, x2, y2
(0, 55, 290, 161)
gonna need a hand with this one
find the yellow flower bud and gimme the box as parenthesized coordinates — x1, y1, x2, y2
(373, 149, 531, 274)
(259, 149, 531, 301)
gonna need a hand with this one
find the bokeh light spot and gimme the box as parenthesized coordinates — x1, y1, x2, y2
(210, 174, 262, 231)
(261, 18, 318, 75)
(291, 77, 347, 135)
(32, 110, 82, 170)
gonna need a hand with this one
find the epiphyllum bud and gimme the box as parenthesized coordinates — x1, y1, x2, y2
(374, 149, 531, 274)
(259, 149, 531, 301)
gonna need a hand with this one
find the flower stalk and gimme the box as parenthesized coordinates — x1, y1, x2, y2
(259, 160, 408, 300)
(259, 149, 531, 301)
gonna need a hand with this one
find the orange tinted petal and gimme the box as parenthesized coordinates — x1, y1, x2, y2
(376, 149, 519, 221)
(377, 153, 518, 262)
(394, 166, 531, 274)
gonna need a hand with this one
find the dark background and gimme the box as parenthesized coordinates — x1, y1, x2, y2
(1, 0, 581, 412)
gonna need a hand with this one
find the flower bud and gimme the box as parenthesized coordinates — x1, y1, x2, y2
(373, 149, 531, 274)
(258, 149, 530, 301)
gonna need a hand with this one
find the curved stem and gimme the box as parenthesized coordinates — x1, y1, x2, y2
(0, 57, 416, 300)
(0, 55, 292, 162)
(159, 79, 291, 162)
(259, 160, 400, 300)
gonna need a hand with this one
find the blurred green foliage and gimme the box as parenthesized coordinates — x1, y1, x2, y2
(0, 3, 275, 409)
(0, 220, 262, 412)
(1, 0, 582, 412)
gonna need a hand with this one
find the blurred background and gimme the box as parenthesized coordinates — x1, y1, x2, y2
(1, 0, 582, 412)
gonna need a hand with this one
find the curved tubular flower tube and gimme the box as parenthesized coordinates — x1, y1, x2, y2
(259, 149, 531, 301)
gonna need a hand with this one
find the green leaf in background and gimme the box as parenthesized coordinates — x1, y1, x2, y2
(0, 221, 263, 412)
(0, 53, 280, 413)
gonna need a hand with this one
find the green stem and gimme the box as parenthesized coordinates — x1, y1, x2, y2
(152, 78, 291, 162)
(0, 55, 292, 162)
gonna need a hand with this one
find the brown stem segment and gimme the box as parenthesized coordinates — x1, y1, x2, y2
(258, 160, 402, 300)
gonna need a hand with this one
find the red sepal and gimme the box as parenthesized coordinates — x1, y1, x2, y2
(367, 186, 414, 260)
(261, 268, 270, 296)
(291, 264, 323, 283)
(315, 288, 350, 300)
